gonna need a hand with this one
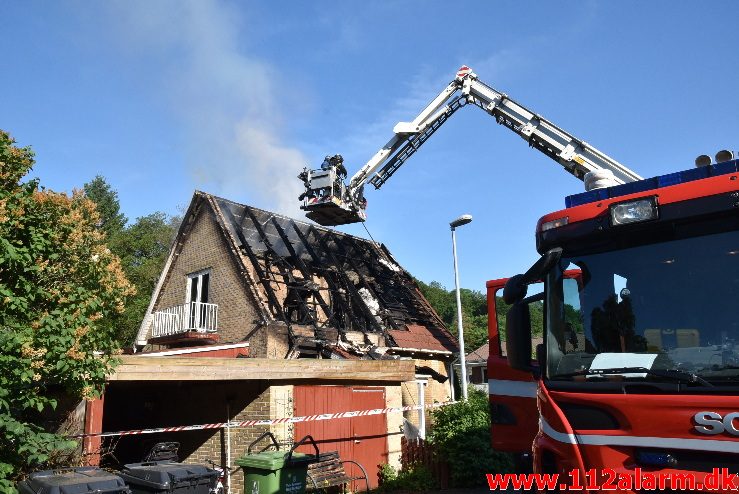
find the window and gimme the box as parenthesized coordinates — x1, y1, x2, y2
(546, 229, 739, 383)
(187, 269, 210, 304)
(495, 281, 544, 357)
(187, 269, 211, 330)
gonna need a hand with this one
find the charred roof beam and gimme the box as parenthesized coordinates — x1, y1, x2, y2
(288, 223, 359, 332)
(221, 204, 286, 321)
(333, 234, 404, 330)
(306, 225, 386, 333)
(242, 208, 325, 348)
(270, 216, 337, 330)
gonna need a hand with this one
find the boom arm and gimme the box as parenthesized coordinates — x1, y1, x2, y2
(300, 66, 641, 226)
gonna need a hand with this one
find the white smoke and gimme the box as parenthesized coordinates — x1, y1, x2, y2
(106, 0, 306, 216)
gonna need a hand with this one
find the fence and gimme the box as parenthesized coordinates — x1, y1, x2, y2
(400, 437, 449, 488)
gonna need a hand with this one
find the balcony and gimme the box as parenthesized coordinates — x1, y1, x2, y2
(150, 302, 219, 345)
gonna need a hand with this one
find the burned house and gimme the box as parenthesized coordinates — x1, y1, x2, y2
(103, 192, 458, 489)
(135, 191, 457, 372)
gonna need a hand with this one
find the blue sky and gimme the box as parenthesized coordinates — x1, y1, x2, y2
(3, 1, 739, 293)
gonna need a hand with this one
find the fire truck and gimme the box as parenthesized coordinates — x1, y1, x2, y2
(298, 67, 739, 488)
(498, 153, 739, 488)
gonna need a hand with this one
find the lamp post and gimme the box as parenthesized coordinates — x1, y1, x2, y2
(450, 214, 472, 400)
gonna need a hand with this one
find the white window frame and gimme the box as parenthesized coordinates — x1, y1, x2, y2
(186, 268, 211, 304)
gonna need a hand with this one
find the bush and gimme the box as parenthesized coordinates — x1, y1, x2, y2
(427, 390, 513, 487)
(376, 463, 437, 492)
(0, 131, 134, 489)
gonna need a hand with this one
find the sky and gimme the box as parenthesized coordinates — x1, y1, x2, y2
(3, 1, 739, 293)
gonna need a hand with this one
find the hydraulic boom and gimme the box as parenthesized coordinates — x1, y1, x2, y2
(299, 66, 642, 226)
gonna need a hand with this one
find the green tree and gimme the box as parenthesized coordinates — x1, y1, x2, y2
(108, 212, 179, 344)
(82, 176, 127, 239)
(82, 176, 179, 345)
(416, 280, 489, 352)
(0, 131, 134, 489)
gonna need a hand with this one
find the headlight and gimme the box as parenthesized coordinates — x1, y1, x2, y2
(609, 196, 658, 226)
(541, 216, 569, 232)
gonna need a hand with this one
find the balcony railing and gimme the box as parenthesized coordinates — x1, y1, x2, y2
(152, 302, 218, 338)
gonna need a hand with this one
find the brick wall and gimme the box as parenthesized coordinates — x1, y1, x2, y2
(152, 205, 259, 344)
(385, 385, 403, 470)
(184, 385, 272, 494)
(104, 378, 412, 491)
(181, 384, 292, 494)
(247, 323, 289, 358)
(103, 381, 294, 494)
(401, 358, 451, 430)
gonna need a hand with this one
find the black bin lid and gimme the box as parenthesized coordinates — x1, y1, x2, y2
(18, 467, 128, 494)
(120, 462, 217, 490)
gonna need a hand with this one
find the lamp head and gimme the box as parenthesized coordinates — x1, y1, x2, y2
(450, 214, 473, 230)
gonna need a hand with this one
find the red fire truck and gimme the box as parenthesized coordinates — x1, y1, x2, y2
(297, 66, 739, 489)
(497, 157, 739, 488)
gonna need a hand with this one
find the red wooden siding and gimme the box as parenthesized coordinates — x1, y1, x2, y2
(294, 385, 388, 491)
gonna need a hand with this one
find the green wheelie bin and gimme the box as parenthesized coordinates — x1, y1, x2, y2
(236, 433, 318, 494)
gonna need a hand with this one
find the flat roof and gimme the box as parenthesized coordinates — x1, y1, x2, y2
(109, 356, 416, 382)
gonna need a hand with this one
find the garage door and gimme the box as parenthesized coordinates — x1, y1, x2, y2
(294, 385, 387, 490)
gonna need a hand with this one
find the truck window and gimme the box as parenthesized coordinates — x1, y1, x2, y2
(546, 229, 739, 382)
(495, 282, 544, 356)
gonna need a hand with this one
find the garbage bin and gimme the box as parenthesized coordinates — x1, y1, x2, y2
(17, 467, 130, 494)
(119, 462, 218, 494)
(235, 433, 318, 494)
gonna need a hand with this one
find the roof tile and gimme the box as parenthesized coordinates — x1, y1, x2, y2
(389, 324, 459, 353)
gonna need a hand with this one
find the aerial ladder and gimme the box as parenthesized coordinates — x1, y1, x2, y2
(299, 66, 643, 226)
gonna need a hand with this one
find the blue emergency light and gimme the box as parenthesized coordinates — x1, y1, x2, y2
(566, 159, 739, 208)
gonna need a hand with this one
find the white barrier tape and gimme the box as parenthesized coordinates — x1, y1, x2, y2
(72, 401, 456, 439)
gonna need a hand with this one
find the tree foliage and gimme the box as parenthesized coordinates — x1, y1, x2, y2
(82, 176, 127, 239)
(0, 131, 134, 488)
(418, 279, 545, 354)
(416, 280, 489, 351)
(82, 178, 179, 345)
(108, 212, 179, 344)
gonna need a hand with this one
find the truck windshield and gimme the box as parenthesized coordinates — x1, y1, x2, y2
(546, 229, 739, 384)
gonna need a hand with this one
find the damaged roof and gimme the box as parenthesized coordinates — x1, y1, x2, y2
(389, 325, 458, 353)
(137, 191, 458, 355)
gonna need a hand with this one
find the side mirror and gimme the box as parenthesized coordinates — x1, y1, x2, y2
(503, 274, 528, 304)
(503, 248, 562, 305)
(506, 302, 533, 372)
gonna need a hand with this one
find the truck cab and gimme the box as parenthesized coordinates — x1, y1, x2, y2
(504, 159, 739, 490)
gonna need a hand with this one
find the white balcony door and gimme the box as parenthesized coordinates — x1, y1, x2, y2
(186, 270, 210, 330)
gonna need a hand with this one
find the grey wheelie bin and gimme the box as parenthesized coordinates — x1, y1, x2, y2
(17, 467, 130, 494)
(235, 433, 318, 494)
(119, 462, 218, 494)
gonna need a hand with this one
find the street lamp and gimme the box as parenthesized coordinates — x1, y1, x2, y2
(450, 214, 472, 400)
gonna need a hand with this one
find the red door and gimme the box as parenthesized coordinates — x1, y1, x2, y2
(487, 277, 539, 454)
(349, 387, 387, 488)
(487, 271, 582, 455)
(294, 385, 387, 491)
(293, 385, 353, 462)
